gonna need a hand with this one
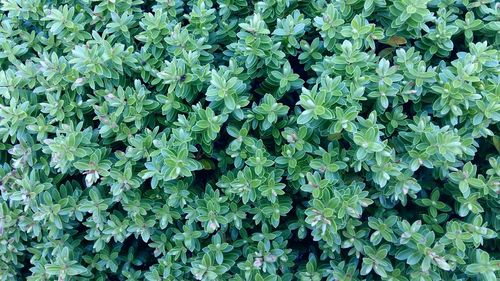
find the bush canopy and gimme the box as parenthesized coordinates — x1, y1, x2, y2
(0, 0, 499, 280)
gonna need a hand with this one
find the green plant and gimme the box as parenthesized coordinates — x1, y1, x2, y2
(0, 0, 499, 280)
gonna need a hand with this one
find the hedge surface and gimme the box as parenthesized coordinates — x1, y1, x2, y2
(0, 0, 499, 280)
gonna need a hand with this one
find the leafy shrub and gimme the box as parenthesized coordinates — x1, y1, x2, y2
(0, 0, 499, 280)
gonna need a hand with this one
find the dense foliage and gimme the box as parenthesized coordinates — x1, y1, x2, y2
(0, 0, 499, 280)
